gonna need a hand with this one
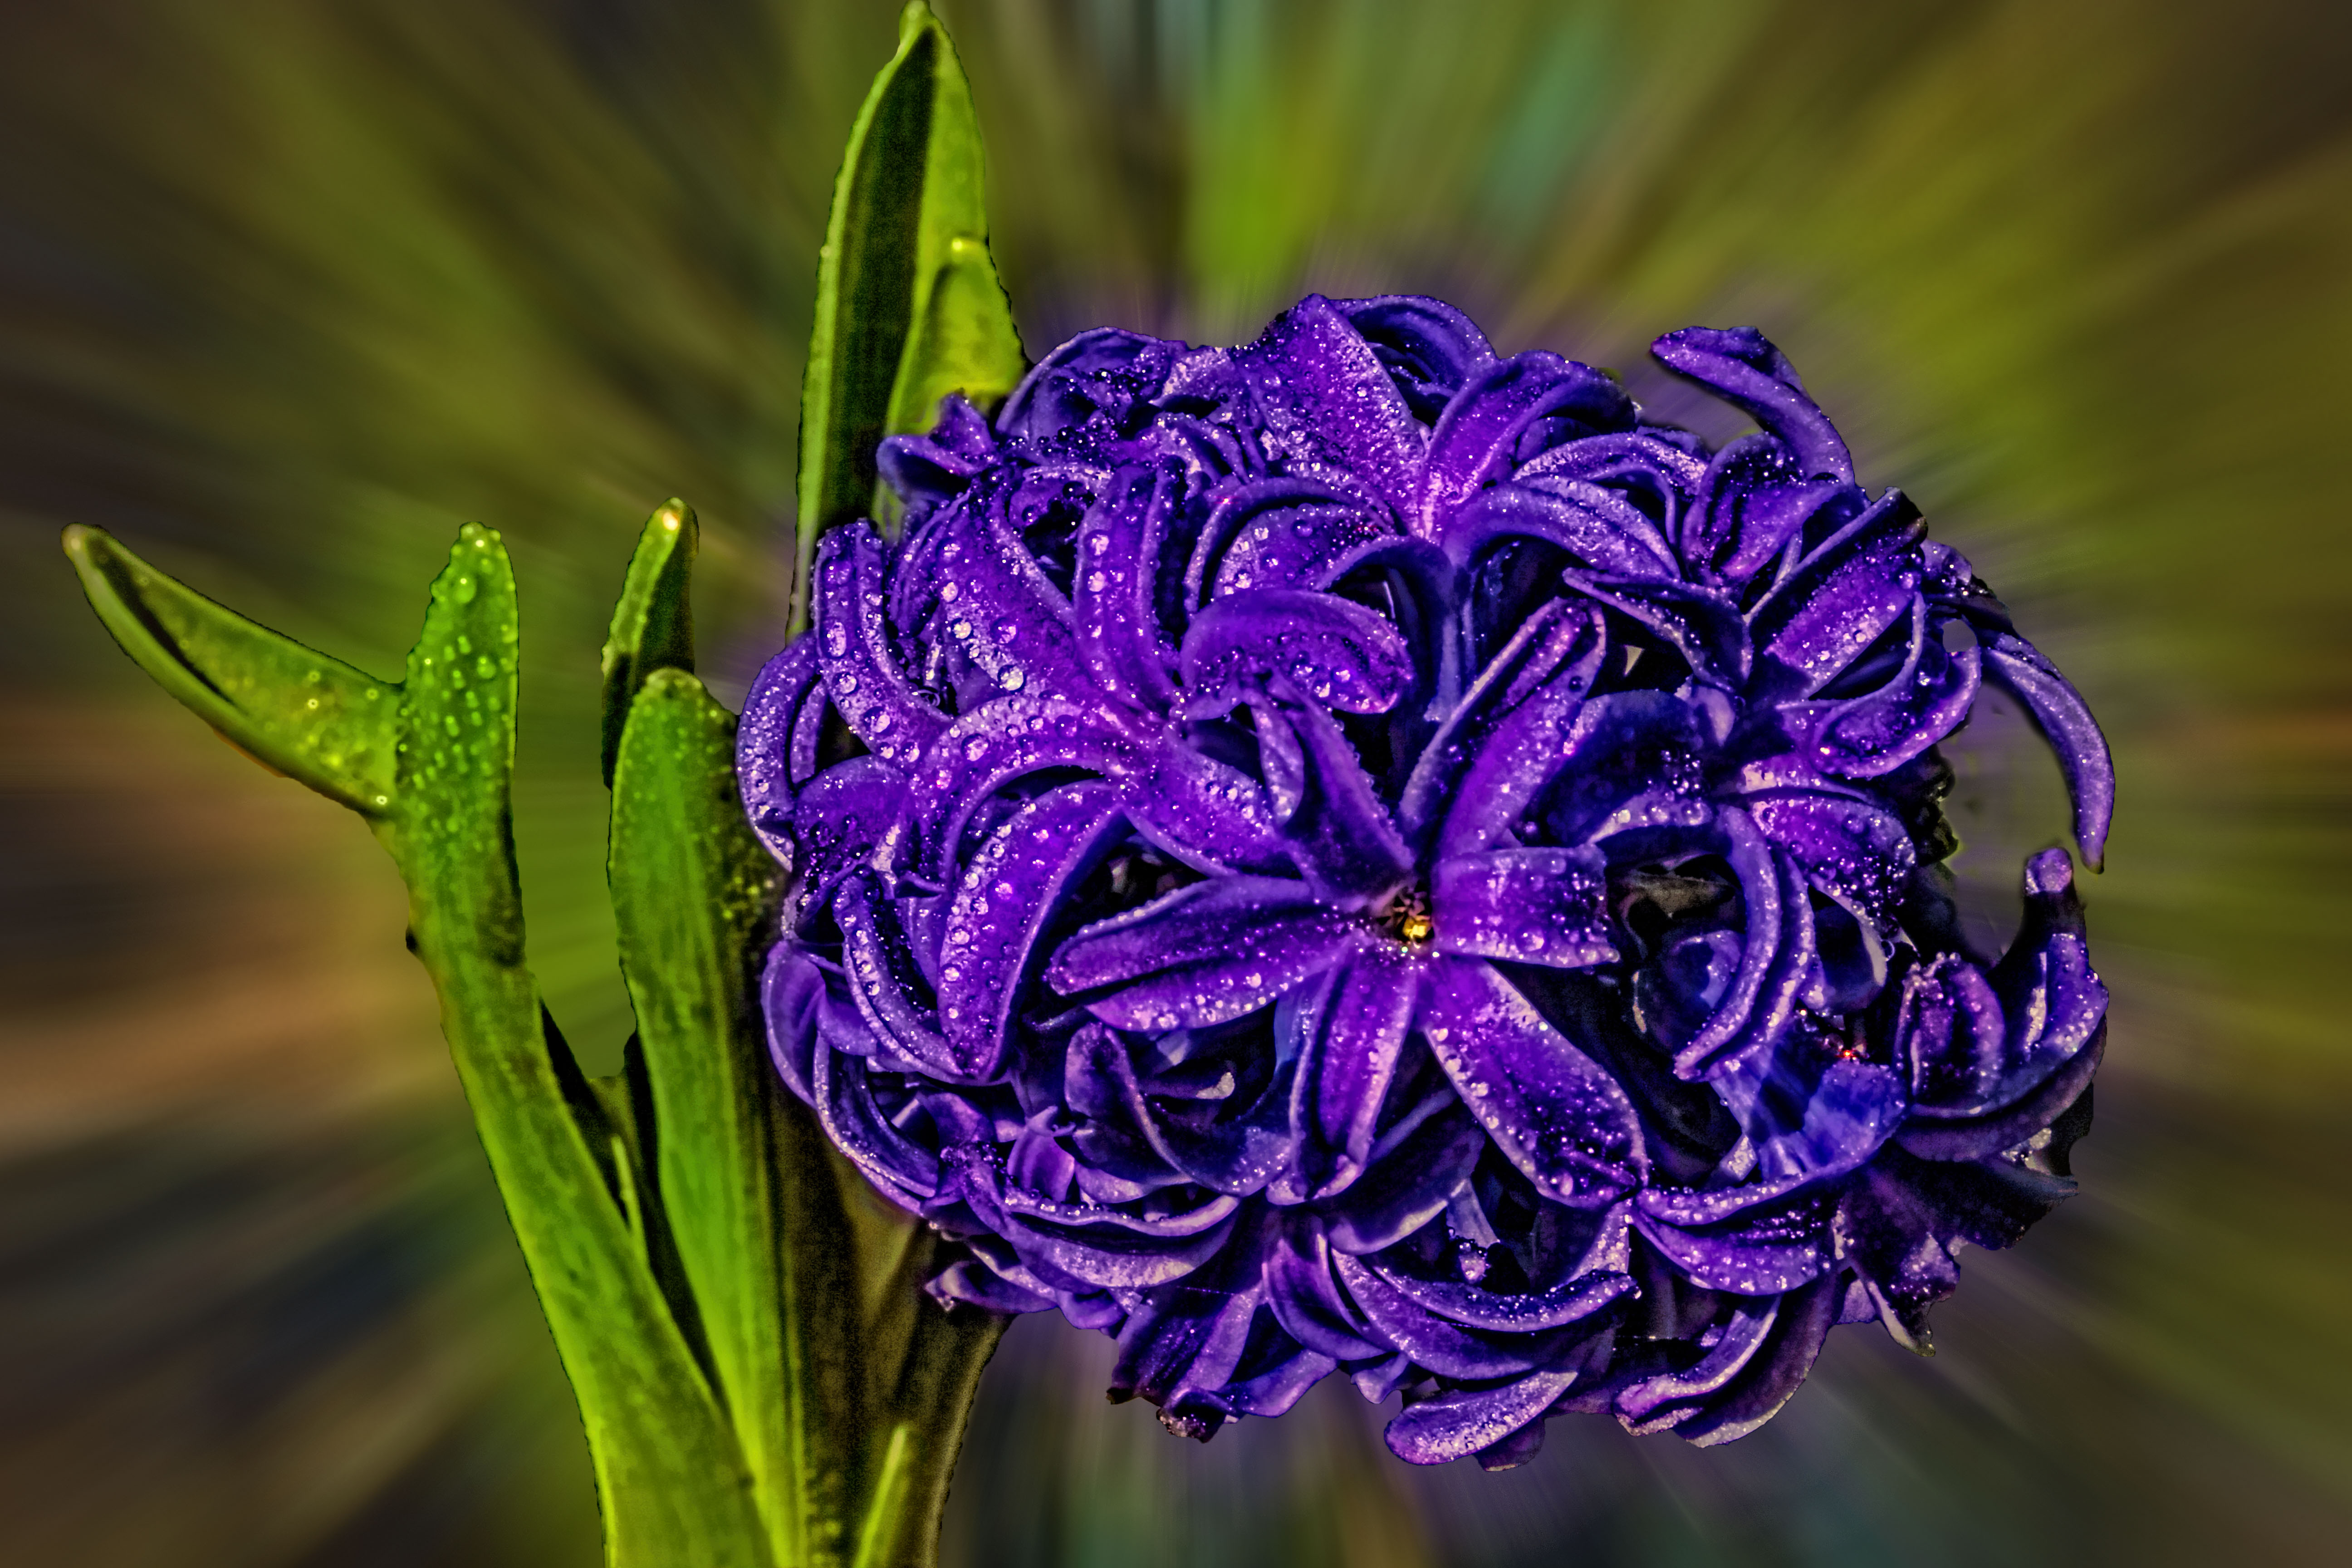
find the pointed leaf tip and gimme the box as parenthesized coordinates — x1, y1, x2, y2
(602, 500, 701, 785)
(791, 0, 1021, 632)
(62, 524, 400, 815)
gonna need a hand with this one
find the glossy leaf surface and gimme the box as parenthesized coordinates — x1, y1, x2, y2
(793, 1, 1024, 627)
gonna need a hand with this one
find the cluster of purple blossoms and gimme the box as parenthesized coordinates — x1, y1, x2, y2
(737, 295, 2112, 1467)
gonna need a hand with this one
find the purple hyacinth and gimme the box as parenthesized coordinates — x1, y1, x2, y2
(737, 295, 2112, 1467)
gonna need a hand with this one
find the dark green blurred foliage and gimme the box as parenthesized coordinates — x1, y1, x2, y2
(4, 0, 2348, 1563)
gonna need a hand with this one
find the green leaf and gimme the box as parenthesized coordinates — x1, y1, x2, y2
(393, 526, 771, 1568)
(611, 667, 863, 1568)
(61, 524, 399, 816)
(883, 232, 1027, 454)
(599, 500, 699, 789)
(793, 0, 1026, 629)
(850, 1233, 1007, 1568)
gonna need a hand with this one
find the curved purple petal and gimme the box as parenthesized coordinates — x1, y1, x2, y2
(937, 782, 1129, 1079)
(1238, 294, 1427, 519)
(1977, 628, 2116, 868)
(1049, 875, 1365, 1029)
(1335, 294, 1497, 418)
(1745, 489, 1926, 699)
(1651, 327, 1852, 483)
(1742, 787, 1916, 923)
(737, 638, 825, 866)
(1430, 847, 1617, 968)
(1278, 946, 1423, 1201)
(1631, 1188, 1833, 1296)
(1072, 463, 1183, 710)
(1384, 1366, 1586, 1465)
(812, 523, 950, 766)
(1419, 353, 1633, 529)
(1440, 479, 1680, 579)
(1179, 589, 1416, 716)
(1422, 956, 1645, 1206)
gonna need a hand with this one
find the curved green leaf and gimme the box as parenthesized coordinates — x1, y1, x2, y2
(792, 1, 1026, 629)
(885, 234, 1027, 445)
(62, 524, 399, 815)
(611, 667, 861, 1568)
(599, 499, 699, 788)
(395, 527, 770, 1567)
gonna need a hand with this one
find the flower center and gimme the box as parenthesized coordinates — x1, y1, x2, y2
(1379, 883, 1434, 946)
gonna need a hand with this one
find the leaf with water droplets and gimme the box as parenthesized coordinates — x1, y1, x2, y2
(62, 525, 398, 815)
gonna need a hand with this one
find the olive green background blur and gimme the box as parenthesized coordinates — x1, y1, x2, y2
(3, 1, 2346, 1563)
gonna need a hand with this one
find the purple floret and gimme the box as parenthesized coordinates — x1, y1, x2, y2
(741, 294, 2113, 1467)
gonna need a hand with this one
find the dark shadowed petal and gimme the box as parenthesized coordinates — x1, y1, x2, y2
(1419, 353, 1633, 529)
(946, 1148, 1240, 1291)
(1185, 478, 1396, 608)
(995, 326, 1183, 441)
(833, 870, 960, 1081)
(1430, 847, 1617, 968)
(1421, 956, 1645, 1206)
(1071, 463, 1182, 710)
(1364, 1204, 1634, 1331)
(1336, 1254, 1574, 1381)
(1179, 589, 1416, 716)
(1651, 327, 1852, 483)
(1049, 875, 1365, 1029)
(813, 523, 950, 766)
(1563, 569, 1754, 689)
(936, 782, 1128, 1079)
(810, 1032, 941, 1205)
(1238, 294, 1427, 519)
(1745, 489, 1926, 699)
(1065, 1023, 1293, 1196)
(1279, 945, 1423, 1201)
(877, 392, 998, 513)
(1428, 609, 1609, 857)
(1263, 1223, 1387, 1361)
(1316, 1090, 1488, 1254)
(1647, 1060, 1906, 1225)
(1625, 1277, 1838, 1446)
(1656, 811, 1815, 1081)
(1335, 294, 1497, 418)
(1266, 693, 1416, 900)
(784, 757, 906, 928)
(1794, 601, 1982, 777)
(1440, 479, 1681, 579)
(1693, 467, 1862, 593)
(1976, 628, 2117, 868)
(760, 941, 828, 1104)
(1907, 849, 2106, 1120)
(1895, 1026, 2103, 1161)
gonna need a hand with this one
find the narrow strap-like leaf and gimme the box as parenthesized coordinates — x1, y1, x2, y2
(612, 667, 864, 1568)
(63, 524, 399, 815)
(395, 527, 771, 1567)
(600, 500, 699, 787)
(792, 1, 1025, 630)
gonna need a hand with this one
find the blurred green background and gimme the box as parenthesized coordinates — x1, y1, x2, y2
(3, 1, 2347, 1563)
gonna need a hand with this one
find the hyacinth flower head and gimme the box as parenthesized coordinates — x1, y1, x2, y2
(738, 292, 2112, 1468)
